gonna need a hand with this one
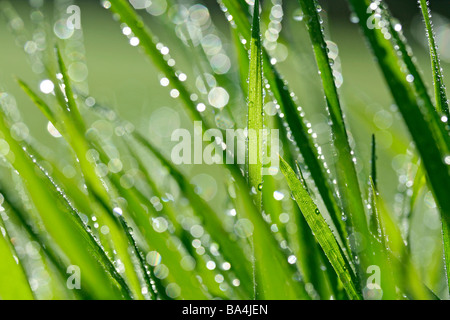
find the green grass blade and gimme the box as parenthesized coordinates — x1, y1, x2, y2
(418, 0, 449, 117)
(0, 186, 87, 299)
(108, 0, 203, 124)
(279, 156, 361, 299)
(0, 114, 131, 299)
(132, 131, 254, 297)
(226, 173, 311, 299)
(106, 0, 253, 195)
(120, 144, 237, 298)
(55, 48, 154, 298)
(383, 5, 450, 155)
(297, 0, 369, 262)
(16, 79, 57, 126)
(278, 121, 339, 299)
(90, 138, 216, 299)
(371, 134, 377, 190)
(55, 74, 148, 299)
(105, 173, 211, 299)
(55, 47, 86, 132)
(347, 0, 450, 295)
(17, 79, 147, 300)
(247, 0, 264, 209)
(17, 44, 154, 298)
(0, 213, 34, 300)
(371, 187, 438, 299)
(367, 177, 397, 299)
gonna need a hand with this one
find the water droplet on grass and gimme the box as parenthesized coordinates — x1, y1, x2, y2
(288, 255, 297, 264)
(40, 79, 54, 94)
(146, 251, 162, 266)
(113, 207, 123, 216)
(234, 219, 254, 238)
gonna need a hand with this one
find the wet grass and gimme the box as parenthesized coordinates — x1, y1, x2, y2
(0, 0, 449, 300)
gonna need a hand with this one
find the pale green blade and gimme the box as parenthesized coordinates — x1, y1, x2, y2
(247, 0, 264, 209)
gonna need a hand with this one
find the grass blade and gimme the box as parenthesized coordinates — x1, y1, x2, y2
(0, 112, 131, 299)
(0, 185, 87, 299)
(108, 0, 203, 124)
(247, 0, 264, 209)
(347, 0, 450, 295)
(132, 131, 254, 297)
(0, 213, 34, 300)
(17, 76, 148, 299)
(297, 0, 370, 267)
(418, 0, 449, 117)
(279, 156, 361, 299)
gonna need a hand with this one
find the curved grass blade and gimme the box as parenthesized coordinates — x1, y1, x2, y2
(0, 186, 88, 299)
(418, 0, 449, 117)
(17, 77, 148, 299)
(41, 47, 158, 299)
(108, 0, 203, 124)
(17, 59, 152, 298)
(106, 0, 255, 200)
(383, 5, 450, 155)
(118, 141, 234, 297)
(279, 156, 361, 300)
(0, 113, 131, 299)
(278, 119, 340, 299)
(416, 1, 450, 293)
(55, 47, 86, 132)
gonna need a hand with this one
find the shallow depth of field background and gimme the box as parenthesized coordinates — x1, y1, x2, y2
(1, 0, 450, 294)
